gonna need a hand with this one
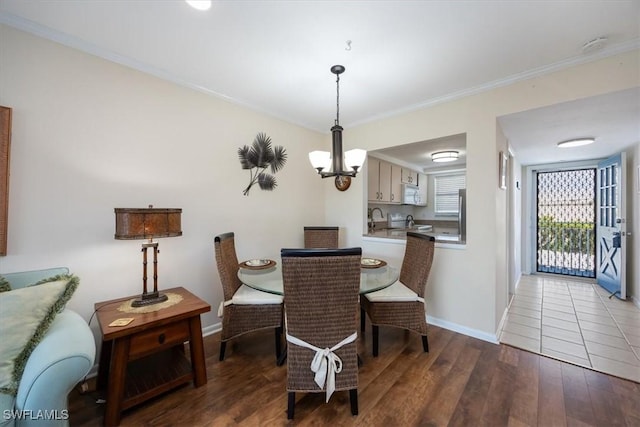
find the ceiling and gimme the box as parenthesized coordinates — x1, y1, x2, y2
(499, 87, 640, 166)
(373, 134, 467, 172)
(1, 1, 639, 170)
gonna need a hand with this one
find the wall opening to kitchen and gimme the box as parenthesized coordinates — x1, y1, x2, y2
(365, 134, 466, 240)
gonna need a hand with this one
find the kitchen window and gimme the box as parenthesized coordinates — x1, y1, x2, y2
(434, 173, 466, 214)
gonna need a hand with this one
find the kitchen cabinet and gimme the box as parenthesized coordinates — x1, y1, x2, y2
(367, 157, 379, 202)
(368, 158, 392, 203)
(417, 173, 428, 206)
(368, 158, 413, 204)
(401, 168, 418, 185)
(390, 164, 402, 203)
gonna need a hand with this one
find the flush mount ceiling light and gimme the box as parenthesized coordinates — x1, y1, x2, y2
(185, 0, 211, 11)
(431, 151, 459, 163)
(557, 138, 595, 148)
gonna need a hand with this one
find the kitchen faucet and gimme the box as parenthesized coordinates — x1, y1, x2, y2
(368, 207, 384, 231)
(405, 214, 415, 228)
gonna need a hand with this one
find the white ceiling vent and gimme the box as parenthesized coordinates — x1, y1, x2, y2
(582, 37, 608, 54)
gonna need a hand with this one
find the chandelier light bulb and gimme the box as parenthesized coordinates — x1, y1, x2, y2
(185, 0, 212, 11)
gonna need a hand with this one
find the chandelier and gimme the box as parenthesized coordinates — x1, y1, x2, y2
(308, 65, 366, 190)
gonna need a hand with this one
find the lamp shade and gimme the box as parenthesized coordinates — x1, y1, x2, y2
(308, 150, 332, 171)
(344, 149, 367, 171)
(114, 207, 182, 240)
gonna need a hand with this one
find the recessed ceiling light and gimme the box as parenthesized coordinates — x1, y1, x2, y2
(431, 151, 459, 162)
(185, 0, 211, 11)
(557, 138, 595, 148)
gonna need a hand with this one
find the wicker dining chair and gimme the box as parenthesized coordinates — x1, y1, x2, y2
(281, 247, 362, 419)
(360, 232, 435, 357)
(303, 226, 339, 248)
(214, 232, 283, 362)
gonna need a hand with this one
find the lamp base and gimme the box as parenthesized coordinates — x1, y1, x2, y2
(131, 291, 168, 307)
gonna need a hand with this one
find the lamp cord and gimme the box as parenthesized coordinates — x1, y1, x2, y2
(82, 300, 120, 397)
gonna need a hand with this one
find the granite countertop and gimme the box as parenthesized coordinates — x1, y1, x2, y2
(363, 227, 465, 245)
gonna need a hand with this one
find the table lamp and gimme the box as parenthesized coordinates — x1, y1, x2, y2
(114, 205, 182, 307)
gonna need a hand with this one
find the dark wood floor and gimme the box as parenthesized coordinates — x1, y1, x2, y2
(69, 323, 640, 426)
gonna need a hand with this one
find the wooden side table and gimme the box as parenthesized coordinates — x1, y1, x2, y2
(95, 287, 211, 426)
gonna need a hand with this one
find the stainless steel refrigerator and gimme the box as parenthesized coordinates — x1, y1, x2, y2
(458, 189, 466, 240)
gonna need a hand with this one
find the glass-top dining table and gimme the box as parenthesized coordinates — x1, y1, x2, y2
(237, 260, 399, 295)
(237, 258, 399, 366)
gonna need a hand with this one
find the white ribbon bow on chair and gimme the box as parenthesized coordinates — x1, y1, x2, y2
(217, 300, 232, 317)
(286, 332, 358, 402)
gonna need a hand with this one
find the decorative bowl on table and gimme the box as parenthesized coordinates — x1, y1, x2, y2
(239, 259, 277, 270)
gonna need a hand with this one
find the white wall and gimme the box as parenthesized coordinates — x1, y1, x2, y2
(495, 122, 509, 328)
(1, 24, 638, 343)
(327, 49, 640, 338)
(508, 151, 523, 295)
(0, 25, 327, 337)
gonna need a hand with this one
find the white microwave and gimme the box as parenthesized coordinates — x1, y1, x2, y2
(401, 184, 420, 205)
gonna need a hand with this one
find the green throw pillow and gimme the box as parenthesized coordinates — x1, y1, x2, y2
(0, 276, 10, 293)
(0, 274, 79, 396)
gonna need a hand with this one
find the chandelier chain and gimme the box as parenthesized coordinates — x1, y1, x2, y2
(335, 73, 340, 126)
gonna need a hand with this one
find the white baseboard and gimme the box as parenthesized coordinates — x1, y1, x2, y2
(85, 318, 500, 381)
(207, 318, 500, 347)
(202, 318, 500, 346)
(495, 306, 510, 342)
(426, 315, 499, 344)
(203, 322, 221, 337)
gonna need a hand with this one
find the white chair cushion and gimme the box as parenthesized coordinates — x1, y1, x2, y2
(232, 284, 283, 305)
(364, 280, 419, 302)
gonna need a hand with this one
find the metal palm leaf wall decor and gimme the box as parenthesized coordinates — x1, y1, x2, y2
(238, 132, 287, 195)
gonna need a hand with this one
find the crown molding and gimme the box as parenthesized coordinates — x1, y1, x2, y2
(2, 12, 638, 134)
(349, 38, 640, 129)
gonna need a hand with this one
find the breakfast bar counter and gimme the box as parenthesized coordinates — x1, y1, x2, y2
(363, 228, 466, 245)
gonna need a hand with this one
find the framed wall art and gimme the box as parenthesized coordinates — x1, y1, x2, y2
(0, 106, 11, 256)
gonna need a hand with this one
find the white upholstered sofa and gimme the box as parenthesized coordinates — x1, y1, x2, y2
(0, 268, 95, 427)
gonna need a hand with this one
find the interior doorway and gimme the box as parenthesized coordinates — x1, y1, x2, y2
(536, 168, 596, 278)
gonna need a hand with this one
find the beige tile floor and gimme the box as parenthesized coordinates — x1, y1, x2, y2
(500, 274, 640, 383)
